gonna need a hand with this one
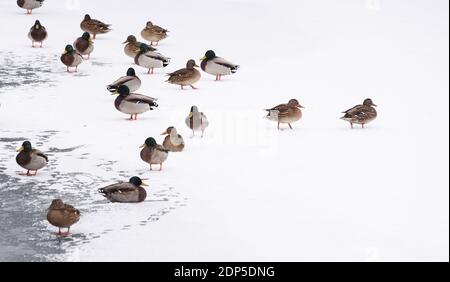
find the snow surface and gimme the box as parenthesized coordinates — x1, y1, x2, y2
(0, 0, 448, 261)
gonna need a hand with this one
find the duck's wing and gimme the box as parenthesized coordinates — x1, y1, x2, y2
(99, 182, 136, 194)
(124, 93, 158, 103)
(167, 68, 193, 82)
(107, 76, 134, 90)
(62, 203, 80, 215)
(152, 25, 168, 34)
(342, 105, 365, 117)
(156, 144, 169, 153)
(144, 51, 169, 62)
(31, 149, 48, 162)
(89, 19, 110, 28)
(213, 57, 239, 70)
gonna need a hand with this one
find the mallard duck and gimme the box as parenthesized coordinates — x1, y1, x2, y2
(99, 176, 148, 203)
(141, 21, 168, 46)
(265, 99, 304, 130)
(112, 85, 158, 120)
(200, 50, 239, 81)
(107, 67, 141, 93)
(60, 44, 83, 73)
(161, 126, 185, 152)
(74, 32, 94, 59)
(123, 35, 155, 59)
(16, 141, 48, 176)
(185, 106, 209, 137)
(166, 59, 201, 90)
(140, 137, 169, 171)
(28, 20, 47, 48)
(46, 199, 80, 236)
(80, 14, 111, 39)
(17, 0, 44, 14)
(135, 44, 170, 74)
(341, 98, 378, 128)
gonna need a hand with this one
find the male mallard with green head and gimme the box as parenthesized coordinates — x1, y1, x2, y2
(99, 176, 148, 203)
(46, 199, 80, 237)
(141, 21, 169, 46)
(161, 126, 185, 152)
(60, 44, 83, 72)
(135, 43, 170, 74)
(80, 14, 111, 39)
(123, 35, 155, 59)
(74, 32, 94, 60)
(200, 50, 239, 81)
(140, 137, 169, 171)
(166, 59, 201, 90)
(265, 99, 304, 130)
(107, 67, 141, 93)
(17, 0, 44, 14)
(341, 98, 378, 128)
(112, 85, 158, 120)
(16, 141, 48, 176)
(185, 106, 209, 137)
(28, 20, 47, 48)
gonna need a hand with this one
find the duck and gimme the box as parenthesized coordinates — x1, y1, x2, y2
(140, 137, 169, 171)
(112, 85, 158, 120)
(17, 0, 44, 14)
(80, 14, 111, 39)
(46, 199, 80, 236)
(265, 99, 304, 130)
(99, 176, 148, 203)
(341, 98, 378, 128)
(107, 67, 141, 93)
(60, 45, 83, 72)
(200, 50, 239, 81)
(166, 59, 201, 90)
(141, 21, 169, 46)
(161, 126, 185, 152)
(28, 20, 47, 48)
(135, 43, 170, 74)
(74, 32, 94, 59)
(16, 141, 48, 176)
(123, 35, 156, 59)
(185, 106, 209, 137)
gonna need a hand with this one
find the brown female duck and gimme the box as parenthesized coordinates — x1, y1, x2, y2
(46, 199, 80, 236)
(80, 14, 111, 39)
(341, 98, 378, 128)
(166, 60, 201, 90)
(265, 99, 304, 130)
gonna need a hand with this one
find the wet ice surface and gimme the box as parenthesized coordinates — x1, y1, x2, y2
(0, 51, 58, 90)
(0, 130, 187, 261)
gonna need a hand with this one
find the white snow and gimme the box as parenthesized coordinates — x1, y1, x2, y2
(0, 0, 448, 261)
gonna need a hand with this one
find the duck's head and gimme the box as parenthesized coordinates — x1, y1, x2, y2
(63, 44, 74, 54)
(186, 59, 199, 69)
(84, 14, 91, 21)
(126, 67, 136, 77)
(16, 141, 32, 152)
(161, 126, 177, 135)
(114, 85, 130, 96)
(363, 98, 377, 107)
(81, 32, 91, 41)
(201, 50, 216, 61)
(188, 105, 199, 118)
(123, 35, 136, 44)
(129, 176, 148, 187)
(48, 199, 64, 210)
(34, 20, 42, 29)
(288, 99, 304, 108)
(145, 21, 153, 28)
(140, 137, 157, 148)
